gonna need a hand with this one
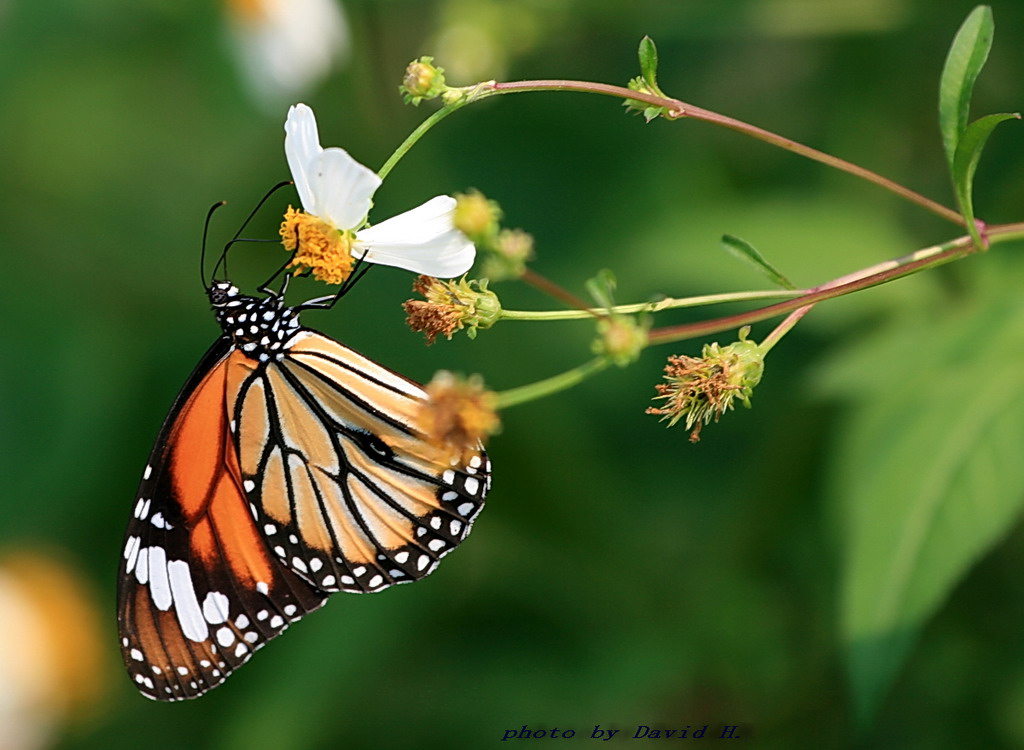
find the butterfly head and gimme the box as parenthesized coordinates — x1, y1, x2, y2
(208, 281, 303, 362)
(208, 280, 240, 307)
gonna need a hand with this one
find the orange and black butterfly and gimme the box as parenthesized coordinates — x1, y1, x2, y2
(117, 216, 490, 701)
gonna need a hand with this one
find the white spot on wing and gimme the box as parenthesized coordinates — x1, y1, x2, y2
(147, 546, 173, 611)
(203, 591, 229, 625)
(134, 547, 150, 584)
(216, 627, 235, 647)
(124, 536, 141, 572)
(168, 560, 209, 642)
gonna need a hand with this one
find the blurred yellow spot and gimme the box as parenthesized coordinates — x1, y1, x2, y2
(0, 550, 107, 749)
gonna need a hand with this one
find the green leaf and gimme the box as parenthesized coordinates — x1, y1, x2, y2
(939, 6, 994, 167)
(585, 269, 618, 309)
(720, 234, 796, 290)
(951, 112, 1020, 246)
(821, 288, 1024, 725)
(638, 36, 659, 89)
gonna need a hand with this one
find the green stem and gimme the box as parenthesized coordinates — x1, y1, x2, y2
(466, 79, 965, 227)
(498, 289, 804, 321)
(759, 306, 814, 353)
(492, 222, 1024, 408)
(378, 102, 465, 180)
(645, 221, 1024, 347)
(495, 356, 611, 410)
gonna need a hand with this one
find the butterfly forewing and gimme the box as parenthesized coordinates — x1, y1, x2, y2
(117, 343, 327, 701)
(232, 331, 490, 594)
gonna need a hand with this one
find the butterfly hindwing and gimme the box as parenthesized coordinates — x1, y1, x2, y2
(231, 331, 491, 594)
(117, 342, 327, 701)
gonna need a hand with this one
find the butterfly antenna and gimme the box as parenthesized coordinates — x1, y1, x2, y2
(201, 201, 228, 289)
(212, 180, 293, 281)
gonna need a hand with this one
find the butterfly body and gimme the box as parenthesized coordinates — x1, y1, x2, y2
(118, 281, 489, 700)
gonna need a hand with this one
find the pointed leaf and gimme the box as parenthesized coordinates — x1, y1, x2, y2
(822, 292, 1024, 725)
(720, 234, 796, 290)
(939, 6, 994, 166)
(638, 36, 659, 89)
(951, 112, 1020, 246)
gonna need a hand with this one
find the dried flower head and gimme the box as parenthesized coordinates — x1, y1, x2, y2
(418, 371, 500, 464)
(647, 333, 765, 442)
(403, 275, 501, 344)
(401, 57, 447, 105)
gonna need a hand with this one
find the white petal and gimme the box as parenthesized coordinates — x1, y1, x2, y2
(307, 148, 381, 230)
(356, 196, 476, 277)
(284, 103, 322, 213)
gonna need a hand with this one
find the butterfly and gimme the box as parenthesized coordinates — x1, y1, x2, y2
(117, 240, 490, 701)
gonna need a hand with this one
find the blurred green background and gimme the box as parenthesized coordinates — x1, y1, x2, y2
(2, 0, 1023, 748)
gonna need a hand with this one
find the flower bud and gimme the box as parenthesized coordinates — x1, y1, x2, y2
(453, 190, 501, 243)
(592, 315, 649, 367)
(482, 228, 534, 281)
(401, 56, 447, 105)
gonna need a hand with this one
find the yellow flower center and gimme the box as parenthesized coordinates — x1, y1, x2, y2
(279, 206, 355, 285)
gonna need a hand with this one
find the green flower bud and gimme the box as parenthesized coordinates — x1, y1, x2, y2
(401, 57, 447, 105)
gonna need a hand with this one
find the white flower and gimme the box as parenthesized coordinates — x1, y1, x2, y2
(226, 0, 348, 106)
(282, 103, 475, 280)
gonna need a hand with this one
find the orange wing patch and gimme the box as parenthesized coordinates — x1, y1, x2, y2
(118, 350, 326, 701)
